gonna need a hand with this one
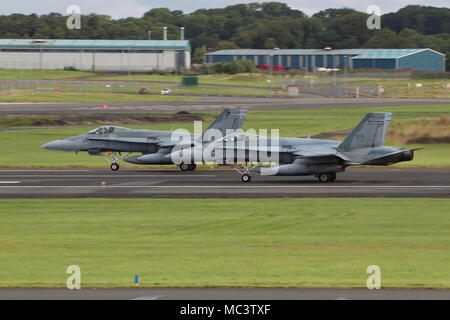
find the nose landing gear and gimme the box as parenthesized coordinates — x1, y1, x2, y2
(107, 152, 130, 171)
(235, 163, 259, 183)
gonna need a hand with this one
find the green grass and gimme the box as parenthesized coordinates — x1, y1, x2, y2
(347, 78, 450, 98)
(0, 82, 280, 102)
(0, 198, 449, 288)
(0, 68, 278, 89)
(243, 104, 450, 137)
(0, 70, 284, 88)
(85, 82, 280, 96)
(2, 70, 448, 100)
(2, 69, 449, 98)
(0, 91, 196, 103)
(175, 86, 281, 96)
(91, 73, 281, 88)
(91, 73, 450, 97)
(0, 69, 95, 80)
(0, 104, 449, 168)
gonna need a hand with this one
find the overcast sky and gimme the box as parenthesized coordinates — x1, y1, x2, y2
(2, 0, 449, 19)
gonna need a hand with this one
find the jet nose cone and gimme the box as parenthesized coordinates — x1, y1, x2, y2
(41, 140, 64, 151)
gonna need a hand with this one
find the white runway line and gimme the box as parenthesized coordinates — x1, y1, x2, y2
(0, 181, 21, 184)
(131, 295, 165, 300)
(0, 175, 216, 178)
(0, 170, 92, 172)
(0, 185, 449, 188)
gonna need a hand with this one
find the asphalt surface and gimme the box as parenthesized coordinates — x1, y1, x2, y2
(1, 97, 449, 115)
(0, 168, 448, 198)
(0, 287, 449, 300)
(0, 78, 271, 90)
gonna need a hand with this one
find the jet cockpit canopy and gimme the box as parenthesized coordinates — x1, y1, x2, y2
(88, 126, 129, 135)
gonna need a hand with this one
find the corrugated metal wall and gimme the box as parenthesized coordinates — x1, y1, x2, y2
(206, 49, 445, 72)
(398, 50, 445, 71)
(353, 58, 396, 69)
(0, 49, 190, 70)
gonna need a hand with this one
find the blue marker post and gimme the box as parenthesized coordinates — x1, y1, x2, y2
(134, 274, 139, 287)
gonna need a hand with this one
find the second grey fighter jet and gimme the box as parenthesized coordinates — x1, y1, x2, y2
(172, 112, 418, 182)
(41, 108, 247, 171)
(248, 112, 417, 182)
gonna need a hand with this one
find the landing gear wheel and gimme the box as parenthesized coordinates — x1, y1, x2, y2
(328, 172, 336, 182)
(188, 164, 197, 171)
(318, 172, 336, 183)
(318, 173, 328, 183)
(110, 163, 120, 171)
(179, 163, 190, 171)
(241, 174, 251, 183)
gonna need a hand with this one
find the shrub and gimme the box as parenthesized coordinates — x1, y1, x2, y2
(411, 71, 450, 79)
(206, 60, 256, 74)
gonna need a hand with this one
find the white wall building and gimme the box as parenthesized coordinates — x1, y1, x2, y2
(0, 39, 191, 71)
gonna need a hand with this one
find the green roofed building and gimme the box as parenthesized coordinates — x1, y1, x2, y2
(0, 39, 191, 71)
(205, 48, 445, 72)
(352, 49, 445, 71)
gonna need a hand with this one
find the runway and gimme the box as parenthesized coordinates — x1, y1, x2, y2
(0, 287, 449, 300)
(1, 97, 449, 115)
(0, 168, 448, 198)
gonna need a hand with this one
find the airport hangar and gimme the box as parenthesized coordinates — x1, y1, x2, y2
(205, 48, 446, 72)
(0, 39, 191, 71)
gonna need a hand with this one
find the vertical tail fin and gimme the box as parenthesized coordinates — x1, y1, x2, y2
(337, 112, 392, 150)
(206, 108, 247, 136)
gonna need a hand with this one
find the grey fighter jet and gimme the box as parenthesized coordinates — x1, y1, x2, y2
(174, 112, 417, 182)
(41, 108, 247, 171)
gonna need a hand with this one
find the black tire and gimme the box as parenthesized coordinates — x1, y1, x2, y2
(241, 174, 251, 183)
(188, 164, 197, 171)
(318, 173, 329, 183)
(327, 172, 337, 182)
(318, 172, 336, 183)
(110, 163, 120, 171)
(179, 163, 190, 171)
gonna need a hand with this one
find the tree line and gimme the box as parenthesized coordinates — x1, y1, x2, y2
(0, 3, 448, 70)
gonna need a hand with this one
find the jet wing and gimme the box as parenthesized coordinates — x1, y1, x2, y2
(219, 144, 349, 158)
(157, 142, 195, 149)
(291, 150, 351, 161)
(218, 144, 352, 163)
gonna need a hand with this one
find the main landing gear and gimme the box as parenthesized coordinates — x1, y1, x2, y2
(317, 172, 337, 183)
(179, 163, 197, 171)
(107, 152, 130, 171)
